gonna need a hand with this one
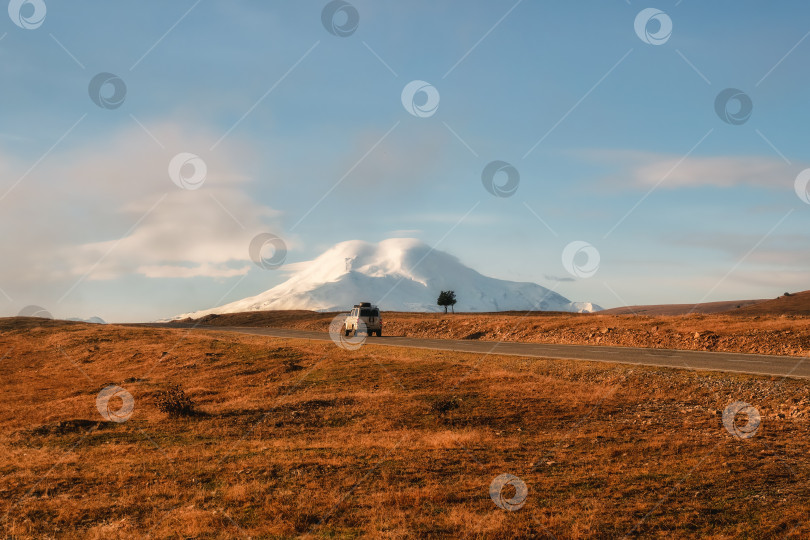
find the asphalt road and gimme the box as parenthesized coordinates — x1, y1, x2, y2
(154, 324, 810, 379)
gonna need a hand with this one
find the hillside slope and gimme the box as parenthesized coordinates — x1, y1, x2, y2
(726, 290, 810, 316)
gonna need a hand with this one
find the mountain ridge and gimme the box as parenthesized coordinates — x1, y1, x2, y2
(174, 238, 600, 319)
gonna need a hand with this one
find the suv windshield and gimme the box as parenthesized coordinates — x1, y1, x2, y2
(360, 308, 375, 317)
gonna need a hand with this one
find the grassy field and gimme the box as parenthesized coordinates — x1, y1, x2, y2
(1, 318, 809, 538)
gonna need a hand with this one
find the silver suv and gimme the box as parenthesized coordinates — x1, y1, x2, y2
(344, 302, 382, 337)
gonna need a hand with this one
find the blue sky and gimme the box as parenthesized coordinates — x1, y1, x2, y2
(1, 0, 808, 322)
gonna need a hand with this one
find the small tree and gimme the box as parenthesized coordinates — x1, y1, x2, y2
(437, 290, 457, 313)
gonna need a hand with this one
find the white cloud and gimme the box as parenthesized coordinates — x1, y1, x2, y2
(388, 229, 423, 236)
(136, 263, 251, 279)
(585, 149, 803, 190)
(398, 212, 498, 225)
(331, 125, 452, 195)
(668, 231, 810, 266)
(0, 120, 282, 286)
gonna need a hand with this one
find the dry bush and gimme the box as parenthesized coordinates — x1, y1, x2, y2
(154, 383, 196, 417)
(431, 395, 462, 414)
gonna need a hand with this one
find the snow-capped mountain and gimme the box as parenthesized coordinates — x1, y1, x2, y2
(66, 316, 106, 324)
(175, 238, 601, 319)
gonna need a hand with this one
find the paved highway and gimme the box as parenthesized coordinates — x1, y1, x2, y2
(153, 324, 810, 379)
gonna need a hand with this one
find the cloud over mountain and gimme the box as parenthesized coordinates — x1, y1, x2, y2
(176, 238, 600, 318)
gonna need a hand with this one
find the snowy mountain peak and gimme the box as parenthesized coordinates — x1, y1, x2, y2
(175, 238, 601, 319)
(291, 238, 438, 286)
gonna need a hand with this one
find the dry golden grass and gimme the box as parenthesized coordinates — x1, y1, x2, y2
(1, 317, 809, 538)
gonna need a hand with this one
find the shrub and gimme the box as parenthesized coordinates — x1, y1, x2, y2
(283, 358, 304, 372)
(431, 395, 462, 415)
(155, 384, 196, 417)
